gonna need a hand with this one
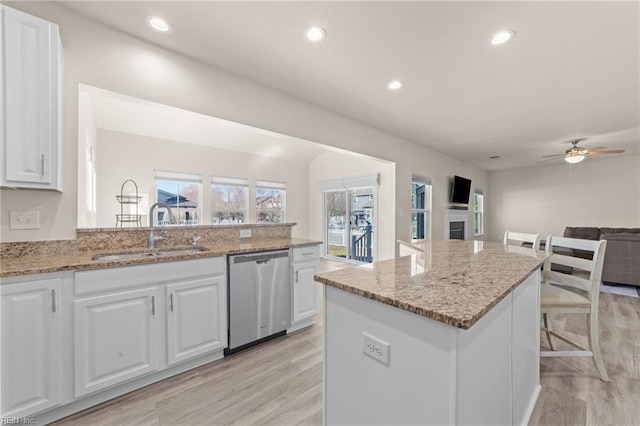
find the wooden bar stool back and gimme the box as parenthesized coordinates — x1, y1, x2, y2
(540, 235, 609, 382)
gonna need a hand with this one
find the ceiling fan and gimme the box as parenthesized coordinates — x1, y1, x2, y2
(538, 138, 625, 164)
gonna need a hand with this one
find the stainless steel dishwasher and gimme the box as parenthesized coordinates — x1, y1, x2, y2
(226, 250, 291, 355)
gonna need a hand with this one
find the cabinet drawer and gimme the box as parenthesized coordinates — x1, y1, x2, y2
(292, 246, 320, 263)
(75, 257, 224, 297)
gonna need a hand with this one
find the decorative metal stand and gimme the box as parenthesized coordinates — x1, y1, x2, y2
(115, 179, 142, 227)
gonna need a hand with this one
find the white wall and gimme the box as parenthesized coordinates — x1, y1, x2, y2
(94, 130, 309, 237)
(487, 156, 640, 242)
(0, 1, 488, 244)
(309, 150, 396, 261)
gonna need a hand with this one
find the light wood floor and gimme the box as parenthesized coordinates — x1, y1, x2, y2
(54, 261, 639, 426)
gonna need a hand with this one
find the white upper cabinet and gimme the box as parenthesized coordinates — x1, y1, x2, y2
(1, 6, 62, 190)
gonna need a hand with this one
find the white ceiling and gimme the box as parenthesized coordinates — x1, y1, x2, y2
(61, 1, 640, 171)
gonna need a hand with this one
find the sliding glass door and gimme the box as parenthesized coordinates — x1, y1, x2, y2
(325, 188, 375, 263)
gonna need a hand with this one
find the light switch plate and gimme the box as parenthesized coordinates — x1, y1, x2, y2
(362, 332, 390, 366)
(9, 210, 40, 230)
(240, 229, 252, 238)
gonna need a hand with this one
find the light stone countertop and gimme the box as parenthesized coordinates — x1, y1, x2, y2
(314, 239, 548, 329)
(0, 238, 320, 278)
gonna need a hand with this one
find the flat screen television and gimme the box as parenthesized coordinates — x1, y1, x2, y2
(451, 175, 472, 204)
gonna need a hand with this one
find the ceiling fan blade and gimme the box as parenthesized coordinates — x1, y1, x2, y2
(541, 154, 565, 158)
(586, 149, 625, 155)
(536, 157, 563, 164)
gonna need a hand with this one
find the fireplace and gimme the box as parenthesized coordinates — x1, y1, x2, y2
(445, 209, 469, 240)
(450, 221, 465, 240)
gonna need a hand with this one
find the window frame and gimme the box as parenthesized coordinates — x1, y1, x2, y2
(474, 189, 484, 236)
(411, 175, 432, 241)
(210, 177, 249, 225)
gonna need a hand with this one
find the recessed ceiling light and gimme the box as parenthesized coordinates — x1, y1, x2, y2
(146, 15, 173, 34)
(306, 26, 326, 42)
(491, 30, 515, 45)
(387, 80, 403, 90)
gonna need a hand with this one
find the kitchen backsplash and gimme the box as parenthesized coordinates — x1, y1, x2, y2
(1, 223, 296, 258)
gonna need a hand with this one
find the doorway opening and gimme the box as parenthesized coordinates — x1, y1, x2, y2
(325, 188, 375, 263)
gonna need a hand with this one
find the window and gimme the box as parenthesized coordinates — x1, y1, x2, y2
(319, 174, 379, 263)
(211, 177, 248, 224)
(411, 176, 432, 240)
(474, 189, 484, 236)
(255, 180, 286, 223)
(154, 170, 202, 226)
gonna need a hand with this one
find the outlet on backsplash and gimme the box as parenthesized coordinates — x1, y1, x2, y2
(9, 210, 40, 230)
(240, 229, 252, 238)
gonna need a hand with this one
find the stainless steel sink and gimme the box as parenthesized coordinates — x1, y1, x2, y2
(156, 248, 207, 256)
(91, 252, 156, 261)
(91, 246, 207, 261)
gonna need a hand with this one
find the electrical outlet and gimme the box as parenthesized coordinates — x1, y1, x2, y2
(9, 210, 40, 230)
(240, 229, 252, 238)
(362, 332, 390, 366)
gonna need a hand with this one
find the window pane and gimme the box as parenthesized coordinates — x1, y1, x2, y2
(211, 183, 247, 225)
(411, 212, 425, 240)
(256, 188, 283, 210)
(256, 186, 285, 223)
(411, 183, 426, 209)
(326, 191, 347, 258)
(156, 179, 201, 226)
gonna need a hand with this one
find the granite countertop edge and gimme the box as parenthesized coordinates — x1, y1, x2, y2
(0, 238, 321, 278)
(316, 263, 542, 330)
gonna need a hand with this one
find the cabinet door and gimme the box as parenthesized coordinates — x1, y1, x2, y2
(292, 262, 318, 323)
(1, 278, 62, 418)
(166, 276, 227, 365)
(2, 6, 61, 189)
(74, 287, 158, 398)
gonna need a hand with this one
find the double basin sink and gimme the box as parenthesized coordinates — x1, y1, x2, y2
(92, 247, 207, 261)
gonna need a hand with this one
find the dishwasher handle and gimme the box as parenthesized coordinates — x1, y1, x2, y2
(232, 251, 289, 264)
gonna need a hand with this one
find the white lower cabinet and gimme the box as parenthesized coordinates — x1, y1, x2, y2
(292, 262, 318, 323)
(73, 287, 159, 398)
(72, 257, 226, 399)
(291, 246, 320, 329)
(167, 276, 227, 365)
(1, 277, 62, 418)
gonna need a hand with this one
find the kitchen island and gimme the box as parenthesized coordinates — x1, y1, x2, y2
(314, 240, 547, 426)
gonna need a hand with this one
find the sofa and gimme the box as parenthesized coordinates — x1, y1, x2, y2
(563, 227, 640, 287)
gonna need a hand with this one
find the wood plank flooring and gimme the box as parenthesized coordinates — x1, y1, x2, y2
(54, 261, 640, 426)
(530, 291, 640, 426)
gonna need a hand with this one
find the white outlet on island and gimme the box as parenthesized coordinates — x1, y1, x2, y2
(240, 229, 252, 238)
(362, 332, 390, 366)
(9, 210, 40, 229)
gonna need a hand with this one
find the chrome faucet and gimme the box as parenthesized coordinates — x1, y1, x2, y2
(148, 202, 177, 249)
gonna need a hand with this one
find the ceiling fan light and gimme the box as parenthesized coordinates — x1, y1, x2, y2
(565, 154, 585, 164)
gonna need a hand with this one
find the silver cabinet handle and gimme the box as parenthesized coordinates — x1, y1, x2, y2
(51, 289, 56, 313)
(303, 252, 314, 256)
(169, 293, 174, 312)
(151, 296, 155, 316)
(295, 270, 299, 283)
(41, 154, 45, 176)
